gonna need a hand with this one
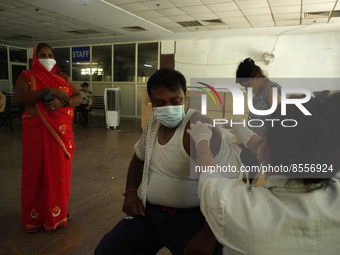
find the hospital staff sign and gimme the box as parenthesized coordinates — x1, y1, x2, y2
(72, 47, 90, 62)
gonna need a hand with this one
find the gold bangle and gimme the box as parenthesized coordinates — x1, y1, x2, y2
(196, 152, 214, 159)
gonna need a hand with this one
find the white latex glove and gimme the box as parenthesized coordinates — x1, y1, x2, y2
(232, 124, 256, 148)
(187, 121, 213, 148)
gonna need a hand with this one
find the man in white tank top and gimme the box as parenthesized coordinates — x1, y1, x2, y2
(95, 69, 243, 255)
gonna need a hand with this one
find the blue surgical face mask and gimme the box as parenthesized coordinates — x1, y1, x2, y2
(153, 105, 185, 128)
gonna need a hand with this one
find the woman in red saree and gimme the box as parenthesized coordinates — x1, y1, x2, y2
(15, 43, 82, 232)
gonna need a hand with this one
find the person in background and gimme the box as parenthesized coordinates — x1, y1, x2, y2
(77, 82, 93, 127)
(235, 57, 281, 182)
(95, 68, 243, 255)
(188, 90, 340, 255)
(15, 42, 82, 232)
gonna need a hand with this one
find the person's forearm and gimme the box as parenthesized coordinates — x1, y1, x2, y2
(69, 93, 82, 107)
(196, 140, 215, 177)
(125, 154, 144, 191)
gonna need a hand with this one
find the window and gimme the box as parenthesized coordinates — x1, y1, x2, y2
(114, 44, 135, 82)
(0, 46, 8, 79)
(137, 43, 158, 83)
(54, 47, 70, 76)
(72, 46, 90, 81)
(92, 45, 112, 82)
(9, 48, 27, 63)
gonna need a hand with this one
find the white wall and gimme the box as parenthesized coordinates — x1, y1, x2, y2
(173, 32, 340, 92)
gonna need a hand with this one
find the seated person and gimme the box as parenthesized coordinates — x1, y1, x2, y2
(95, 68, 243, 255)
(77, 82, 92, 127)
(189, 90, 340, 255)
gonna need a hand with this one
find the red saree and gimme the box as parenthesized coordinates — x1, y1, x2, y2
(21, 45, 75, 231)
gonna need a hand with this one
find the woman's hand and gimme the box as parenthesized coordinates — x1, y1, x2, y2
(50, 88, 70, 106)
(44, 98, 64, 111)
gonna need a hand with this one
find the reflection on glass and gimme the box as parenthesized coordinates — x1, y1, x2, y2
(93, 45, 112, 82)
(114, 44, 135, 82)
(54, 47, 70, 76)
(10, 48, 27, 63)
(138, 43, 158, 83)
(0, 46, 8, 79)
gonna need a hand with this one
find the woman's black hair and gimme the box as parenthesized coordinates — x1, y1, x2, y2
(147, 68, 187, 97)
(265, 91, 340, 187)
(36, 43, 54, 57)
(235, 58, 264, 84)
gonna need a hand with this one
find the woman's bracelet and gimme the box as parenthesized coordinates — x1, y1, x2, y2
(123, 188, 137, 197)
(196, 152, 214, 159)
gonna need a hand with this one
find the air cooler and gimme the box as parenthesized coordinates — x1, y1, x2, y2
(104, 88, 121, 129)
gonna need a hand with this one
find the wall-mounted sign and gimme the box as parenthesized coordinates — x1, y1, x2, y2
(72, 46, 90, 62)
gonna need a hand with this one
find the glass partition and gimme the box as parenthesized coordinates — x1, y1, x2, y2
(72, 46, 90, 81)
(92, 45, 112, 82)
(54, 47, 70, 76)
(9, 47, 27, 63)
(0, 46, 8, 79)
(114, 44, 135, 82)
(137, 42, 158, 83)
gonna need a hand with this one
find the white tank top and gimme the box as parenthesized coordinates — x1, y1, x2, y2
(146, 109, 199, 208)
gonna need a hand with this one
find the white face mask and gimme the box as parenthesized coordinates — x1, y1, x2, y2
(153, 105, 185, 128)
(39, 58, 56, 72)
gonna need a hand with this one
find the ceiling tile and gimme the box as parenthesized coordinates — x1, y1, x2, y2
(160, 22, 184, 29)
(201, 0, 233, 3)
(215, 10, 244, 18)
(222, 16, 249, 24)
(186, 26, 209, 31)
(155, 7, 186, 16)
(141, 0, 175, 10)
(242, 7, 272, 16)
(106, 0, 138, 4)
(247, 15, 274, 22)
(169, 27, 189, 32)
(169, 15, 195, 22)
(168, 0, 204, 7)
(336, 2, 340, 10)
(274, 13, 301, 21)
(268, 0, 301, 7)
(271, 5, 301, 14)
(303, 0, 336, 4)
(190, 12, 219, 20)
(0, 11, 21, 19)
(301, 17, 328, 24)
(0, 3, 15, 10)
(329, 17, 340, 23)
(236, 0, 269, 9)
(275, 20, 301, 26)
(0, 0, 29, 8)
(117, 2, 150, 12)
(250, 20, 276, 27)
(134, 10, 163, 18)
(206, 24, 230, 30)
(180, 5, 211, 14)
(228, 23, 252, 29)
(303, 3, 336, 12)
(148, 16, 175, 24)
(207, 2, 239, 12)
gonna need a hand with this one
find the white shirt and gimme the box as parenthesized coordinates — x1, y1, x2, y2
(199, 175, 340, 255)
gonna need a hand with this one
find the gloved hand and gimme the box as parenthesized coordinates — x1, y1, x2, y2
(187, 121, 213, 148)
(232, 124, 256, 148)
